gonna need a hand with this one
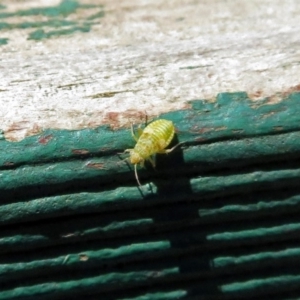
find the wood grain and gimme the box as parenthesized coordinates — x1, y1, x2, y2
(0, 0, 300, 140)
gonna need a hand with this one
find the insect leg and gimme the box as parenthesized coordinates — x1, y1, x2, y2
(157, 142, 184, 154)
(131, 119, 146, 141)
(118, 149, 132, 155)
(131, 124, 141, 142)
(137, 127, 144, 137)
(147, 156, 156, 168)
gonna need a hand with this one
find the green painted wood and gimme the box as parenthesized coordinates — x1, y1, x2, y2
(1, 92, 300, 299)
(1, 92, 300, 169)
(0, 0, 104, 44)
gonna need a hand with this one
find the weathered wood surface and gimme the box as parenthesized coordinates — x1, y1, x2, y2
(1, 92, 300, 299)
(1, 0, 300, 141)
(2, 0, 300, 299)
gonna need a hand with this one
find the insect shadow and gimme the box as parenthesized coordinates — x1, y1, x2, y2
(151, 134, 192, 194)
(146, 135, 222, 298)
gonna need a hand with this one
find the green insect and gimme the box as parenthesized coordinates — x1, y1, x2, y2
(124, 119, 181, 186)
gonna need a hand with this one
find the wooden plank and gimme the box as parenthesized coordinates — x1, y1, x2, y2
(1, 93, 300, 299)
(2, 0, 300, 299)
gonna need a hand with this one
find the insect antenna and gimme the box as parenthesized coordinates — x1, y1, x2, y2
(134, 164, 142, 186)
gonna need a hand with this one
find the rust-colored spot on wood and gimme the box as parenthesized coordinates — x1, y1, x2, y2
(5, 122, 42, 141)
(105, 112, 119, 123)
(256, 84, 300, 105)
(191, 127, 212, 134)
(38, 134, 53, 145)
(86, 162, 106, 169)
(249, 90, 264, 100)
(79, 254, 89, 261)
(265, 94, 283, 104)
(282, 84, 300, 98)
(103, 110, 149, 130)
(72, 149, 90, 155)
(5, 123, 22, 133)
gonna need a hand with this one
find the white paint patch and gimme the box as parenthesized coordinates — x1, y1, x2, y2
(1, 0, 300, 140)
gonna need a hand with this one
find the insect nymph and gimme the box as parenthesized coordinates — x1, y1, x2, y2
(124, 119, 180, 186)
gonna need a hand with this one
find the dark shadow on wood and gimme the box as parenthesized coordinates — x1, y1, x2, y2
(2, 137, 300, 298)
